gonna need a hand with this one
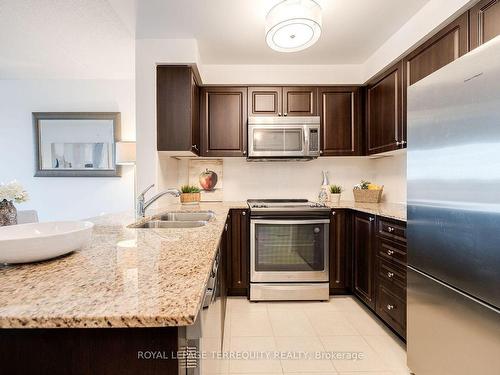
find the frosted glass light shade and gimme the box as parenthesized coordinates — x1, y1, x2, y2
(265, 0, 322, 53)
(116, 141, 136, 165)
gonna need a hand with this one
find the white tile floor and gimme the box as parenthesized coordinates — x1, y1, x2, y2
(217, 295, 410, 375)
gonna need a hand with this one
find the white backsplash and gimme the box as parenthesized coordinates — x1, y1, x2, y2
(170, 152, 407, 203)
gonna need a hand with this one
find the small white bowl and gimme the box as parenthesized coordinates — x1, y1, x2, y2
(0, 221, 94, 264)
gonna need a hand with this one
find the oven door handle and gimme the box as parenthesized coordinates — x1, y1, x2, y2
(250, 219, 330, 225)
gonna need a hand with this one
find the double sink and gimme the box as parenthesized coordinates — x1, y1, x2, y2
(135, 211, 215, 229)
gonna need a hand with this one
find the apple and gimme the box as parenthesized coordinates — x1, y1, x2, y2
(199, 169, 218, 191)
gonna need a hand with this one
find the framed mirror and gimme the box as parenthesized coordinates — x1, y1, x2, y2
(33, 112, 121, 177)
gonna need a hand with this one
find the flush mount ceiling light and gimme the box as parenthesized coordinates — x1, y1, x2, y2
(265, 0, 322, 53)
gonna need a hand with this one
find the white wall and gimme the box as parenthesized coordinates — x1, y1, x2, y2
(370, 152, 407, 203)
(135, 39, 199, 200)
(0, 79, 135, 221)
(175, 155, 407, 204)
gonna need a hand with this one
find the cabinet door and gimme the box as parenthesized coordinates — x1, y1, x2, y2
(329, 210, 351, 293)
(470, 0, 500, 49)
(353, 212, 376, 309)
(404, 13, 468, 86)
(191, 74, 200, 155)
(248, 87, 282, 116)
(201, 87, 248, 157)
(227, 209, 250, 296)
(367, 61, 404, 155)
(282, 86, 318, 116)
(319, 87, 361, 156)
(157, 66, 199, 154)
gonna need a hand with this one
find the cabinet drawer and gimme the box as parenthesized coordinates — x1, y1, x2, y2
(378, 257, 406, 292)
(377, 218, 406, 243)
(378, 238, 407, 266)
(376, 283, 406, 338)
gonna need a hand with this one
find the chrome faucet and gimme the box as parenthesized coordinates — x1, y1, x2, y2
(136, 184, 181, 217)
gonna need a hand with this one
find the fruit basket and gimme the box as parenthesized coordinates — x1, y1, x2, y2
(353, 181, 383, 203)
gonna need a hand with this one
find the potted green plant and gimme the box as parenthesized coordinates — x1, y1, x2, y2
(180, 185, 201, 205)
(329, 185, 343, 205)
(0, 181, 29, 226)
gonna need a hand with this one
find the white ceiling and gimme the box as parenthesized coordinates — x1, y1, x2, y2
(0, 0, 133, 79)
(134, 0, 431, 64)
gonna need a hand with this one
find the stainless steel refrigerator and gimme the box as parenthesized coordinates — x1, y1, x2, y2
(407, 36, 500, 374)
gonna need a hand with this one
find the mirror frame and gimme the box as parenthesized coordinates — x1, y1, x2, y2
(33, 112, 122, 177)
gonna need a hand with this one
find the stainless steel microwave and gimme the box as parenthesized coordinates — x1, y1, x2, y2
(247, 116, 321, 159)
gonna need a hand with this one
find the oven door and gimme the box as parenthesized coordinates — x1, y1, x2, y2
(250, 219, 329, 282)
(248, 125, 306, 158)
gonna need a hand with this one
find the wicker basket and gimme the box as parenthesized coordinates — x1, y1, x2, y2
(180, 192, 201, 204)
(353, 186, 384, 203)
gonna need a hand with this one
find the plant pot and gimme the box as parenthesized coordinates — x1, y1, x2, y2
(180, 193, 201, 205)
(330, 193, 341, 205)
(0, 200, 17, 226)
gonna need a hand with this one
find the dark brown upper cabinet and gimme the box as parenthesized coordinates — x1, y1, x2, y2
(156, 66, 200, 155)
(353, 211, 377, 310)
(366, 61, 404, 155)
(201, 87, 248, 157)
(248, 86, 317, 117)
(283, 86, 318, 116)
(319, 87, 362, 156)
(248, 87, 282, 116)
(404, 13, 469, 86)
(470, 0, 500, 50)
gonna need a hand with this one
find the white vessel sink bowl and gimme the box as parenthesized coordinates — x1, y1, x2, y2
(0, 221, 94, 264)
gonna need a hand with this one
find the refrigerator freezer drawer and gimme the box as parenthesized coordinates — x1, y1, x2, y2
(407, 267, 500, 375)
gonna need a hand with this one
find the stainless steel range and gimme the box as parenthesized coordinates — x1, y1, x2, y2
(248, 199, 331, 301)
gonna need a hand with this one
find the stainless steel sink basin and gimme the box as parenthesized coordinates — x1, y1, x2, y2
(158, 211, 215, 222)
(136, 220, 208, 229)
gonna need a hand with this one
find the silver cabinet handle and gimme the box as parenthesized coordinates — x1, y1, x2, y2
(320, 150, 323, 155)
(224, 223, 228, 231)
(192, 144, 199, 151)
(369, 217, 375, 222)
(243, 150, 247, 155)
(284, 113, 288, 116)
(387, 304, 394, 310)
(331, 211, 336, 216)
(387, 272, 394, 278)
(396, 141, 402, 146)
(278, 112, 282, 116)
(242, 211, 246, 216)
(387, 249, 394, 256)
(402, 140, 407, 146)
(387, 226, 394, 233)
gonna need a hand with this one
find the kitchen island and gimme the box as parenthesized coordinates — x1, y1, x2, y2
(0, 202, 246, 375)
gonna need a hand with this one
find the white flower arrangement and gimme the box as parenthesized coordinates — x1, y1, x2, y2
(0, 181, 29, 204)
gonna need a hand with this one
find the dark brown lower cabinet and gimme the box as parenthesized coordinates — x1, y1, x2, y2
(352, 211, 377, 309)
(375, 218, 407, 340)
(226, 209, 250, 296)
(329, 209, 351, 293)
(0, 327, 180, 375)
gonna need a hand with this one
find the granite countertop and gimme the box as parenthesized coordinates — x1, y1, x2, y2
(325, 201, 407, 222)
(0, 202, 247, 329)
(0, 200, 404, 329)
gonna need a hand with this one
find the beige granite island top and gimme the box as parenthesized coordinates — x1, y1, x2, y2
(0, 202, 247, 329)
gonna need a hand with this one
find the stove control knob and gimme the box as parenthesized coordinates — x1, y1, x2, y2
(314, 227, 321, 234)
